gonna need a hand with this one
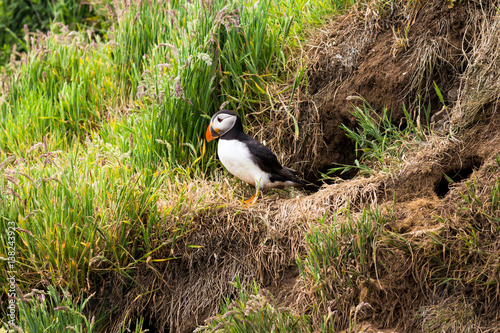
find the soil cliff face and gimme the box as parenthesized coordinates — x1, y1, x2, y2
(259, 0, 481, 181)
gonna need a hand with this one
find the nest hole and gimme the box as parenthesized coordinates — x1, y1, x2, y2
(136, 316, 162, 333)
(434, 156, 483, 198)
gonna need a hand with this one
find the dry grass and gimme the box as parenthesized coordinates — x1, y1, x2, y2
(98, 175, 309, 332)
(97, 167, 391, 331)
(415, 295, 492, 333)
(251, 0, 499, 180)
(454, 3, 500, 128)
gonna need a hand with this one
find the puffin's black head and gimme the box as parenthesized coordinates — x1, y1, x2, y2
(206, 109, 244, 141)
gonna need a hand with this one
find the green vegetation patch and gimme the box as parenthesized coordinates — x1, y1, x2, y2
(0, 0, 347, 330)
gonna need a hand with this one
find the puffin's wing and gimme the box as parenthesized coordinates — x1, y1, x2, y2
(237, 133, 305, 186)
(243, 137, 284, 174)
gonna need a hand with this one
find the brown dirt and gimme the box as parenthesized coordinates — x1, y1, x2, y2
(274, 110, 500, 332)
(257, 0, 480, 181)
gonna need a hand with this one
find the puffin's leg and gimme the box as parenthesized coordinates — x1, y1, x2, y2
(244, 188, 260, 206)
(244, 183, 261, 206)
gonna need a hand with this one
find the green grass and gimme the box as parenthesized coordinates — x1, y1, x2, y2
(1, 27, 118, 154)
(0, 0, 348, 330)
(0, 0, 111, 65)
(325, 98, 431, 177)
(297, 208, 387, 331)
(4, 284, 148, 332)
(198, 277, 312, 333)
(1, 0, 345, 169)
(0, 138, 164, 290)
(12, 285, 96, 332)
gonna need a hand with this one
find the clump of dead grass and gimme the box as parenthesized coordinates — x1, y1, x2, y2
(454, 3, 500, 128)
(92, 162, 390, 332)
(414, 295, 489, 333)
(305, 0, 381, 95)
(98, 175, 310, 332)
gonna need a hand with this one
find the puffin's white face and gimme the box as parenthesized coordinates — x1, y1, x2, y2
(211, 113, 236, 134)
(206, 112, 237, 141)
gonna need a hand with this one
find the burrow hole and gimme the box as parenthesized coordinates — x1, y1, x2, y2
(434, 156, 483, 198)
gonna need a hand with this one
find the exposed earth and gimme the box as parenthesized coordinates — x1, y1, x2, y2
(257, 0, 481, 181)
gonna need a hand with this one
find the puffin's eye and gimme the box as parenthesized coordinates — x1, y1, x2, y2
(217, 117, 222, 122)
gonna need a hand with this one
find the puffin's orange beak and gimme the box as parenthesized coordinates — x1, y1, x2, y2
(206, 122, 220, 142)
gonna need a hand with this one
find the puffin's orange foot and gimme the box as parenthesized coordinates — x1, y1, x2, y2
(243, 193, 259, 207)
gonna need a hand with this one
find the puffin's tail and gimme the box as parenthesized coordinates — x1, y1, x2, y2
(284, 167, 320, 191)
(284, 167, 307, 187)
(284, 166, 300, 176)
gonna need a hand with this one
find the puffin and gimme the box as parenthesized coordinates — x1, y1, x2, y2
(206, 109, 305, 205)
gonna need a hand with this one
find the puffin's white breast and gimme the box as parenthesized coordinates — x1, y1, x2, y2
(218, 139, 269, 188)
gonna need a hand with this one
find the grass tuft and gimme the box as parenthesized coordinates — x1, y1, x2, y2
(297, 207, 387, 331)
(197, 277, 311, 333)
(325, 98, 431, 177)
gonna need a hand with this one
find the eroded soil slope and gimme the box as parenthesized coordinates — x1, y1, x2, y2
(259, 0, 481, 181)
